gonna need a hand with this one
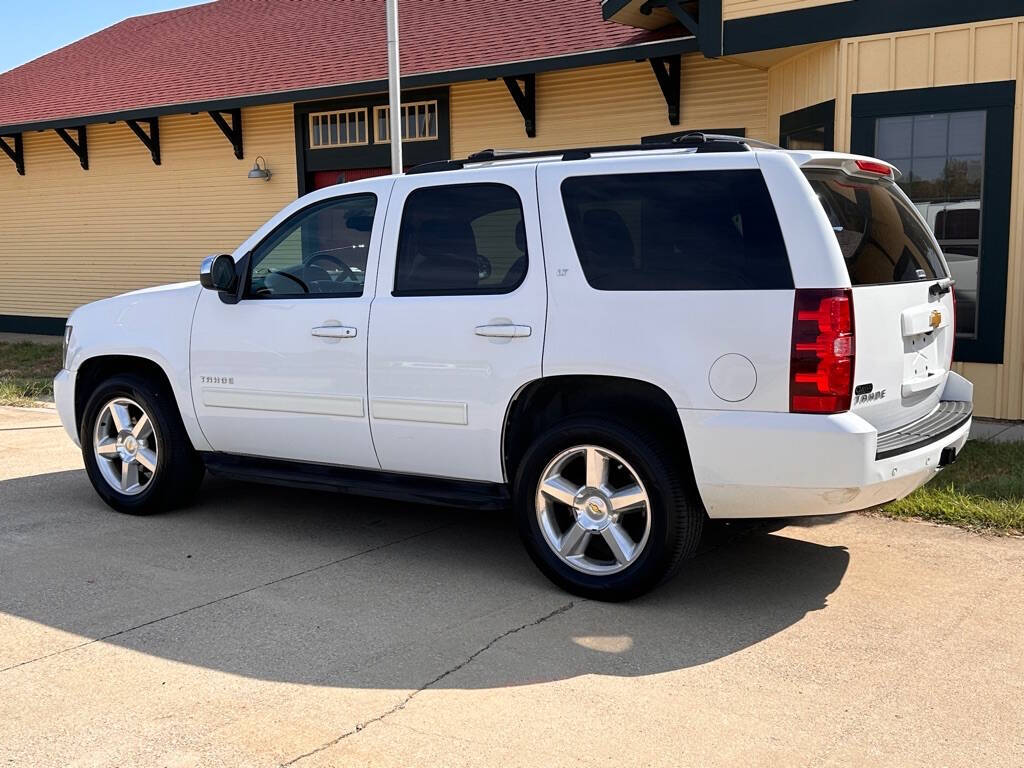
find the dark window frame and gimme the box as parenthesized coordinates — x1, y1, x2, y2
(851, 81, 1015, 364)
(242, 192, 378, 301)
(293, 88, 451, 197)
(392, 182, 529, 298)
(780, 99, 835, 151)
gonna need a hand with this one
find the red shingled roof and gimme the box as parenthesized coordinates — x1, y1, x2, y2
(0, 0, 686, 131)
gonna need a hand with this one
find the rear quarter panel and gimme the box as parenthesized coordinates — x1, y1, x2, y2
(755, 152, 850, 289)
(536, 152, 796, 412)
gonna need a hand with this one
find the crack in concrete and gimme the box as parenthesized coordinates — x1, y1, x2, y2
(0, 523, 452, 674)
(280, 601, 576, 767)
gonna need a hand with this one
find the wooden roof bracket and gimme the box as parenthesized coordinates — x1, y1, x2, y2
(208, 108, 243, 159)
(640, 0, 699, 37)
(125, 118, 161, 165)
(649, 55, 681, 125)
(0, 133, 24, 175)
(55, 126, 88, 170)
(502, 75, 536, 138)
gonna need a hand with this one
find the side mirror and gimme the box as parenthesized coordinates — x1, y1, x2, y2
(200, 254, 238, 294)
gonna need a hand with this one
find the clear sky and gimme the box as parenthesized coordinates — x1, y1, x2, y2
(0, 0, 209, 74)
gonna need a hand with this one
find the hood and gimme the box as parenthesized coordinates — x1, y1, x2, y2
(68, 281, 201, 328)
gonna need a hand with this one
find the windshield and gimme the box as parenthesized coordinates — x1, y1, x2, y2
(804, 169, 947, 285)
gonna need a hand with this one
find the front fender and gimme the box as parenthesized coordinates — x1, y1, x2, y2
(66, 281, 210, 451)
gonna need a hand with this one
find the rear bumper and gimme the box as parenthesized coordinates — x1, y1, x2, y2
(875, 400, 971, 458)
(679, 375, 973, 519)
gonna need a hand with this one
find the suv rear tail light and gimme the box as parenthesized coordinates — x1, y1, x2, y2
(790, 288, 855, 414)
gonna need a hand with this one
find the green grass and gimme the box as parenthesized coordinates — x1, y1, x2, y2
(878, 440, 1024, 535)
(0, 341, 64, 406)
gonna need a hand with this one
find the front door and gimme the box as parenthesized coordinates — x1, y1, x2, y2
(191, 180, 392, 468)
(367, 165, 545, 482)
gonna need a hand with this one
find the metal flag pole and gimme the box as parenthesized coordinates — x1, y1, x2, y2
(386, 0, 403, 174)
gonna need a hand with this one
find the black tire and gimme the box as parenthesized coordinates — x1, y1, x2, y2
(80, 373, 205, 515)
(514, 417, 703, 601)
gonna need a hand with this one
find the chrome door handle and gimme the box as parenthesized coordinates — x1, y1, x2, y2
(311, 325, 357, 338)
(474, 324, 531, 338)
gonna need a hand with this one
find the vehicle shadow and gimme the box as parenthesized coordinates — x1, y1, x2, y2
(0, 469, 849, 689)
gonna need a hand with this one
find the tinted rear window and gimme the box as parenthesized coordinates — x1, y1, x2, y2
(560, 170, 792, 290)
(394, 183, 527, 296)
(804, 169, 947, 285)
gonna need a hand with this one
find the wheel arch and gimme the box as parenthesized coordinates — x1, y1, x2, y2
(74, 354, 191, 443)
(502, 374, 694, 485)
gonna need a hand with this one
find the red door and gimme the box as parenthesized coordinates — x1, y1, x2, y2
(311, 167, 392, 191)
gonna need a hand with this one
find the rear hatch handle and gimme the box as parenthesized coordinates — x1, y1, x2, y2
(929, 278, 954, 298)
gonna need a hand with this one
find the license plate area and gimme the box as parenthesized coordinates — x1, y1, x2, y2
(900, 303, 949, 400)
(902, 330, 944, 397)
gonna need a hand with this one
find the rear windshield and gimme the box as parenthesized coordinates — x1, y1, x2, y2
(804, 169, 947, 285)
(560, 170, 793, 291)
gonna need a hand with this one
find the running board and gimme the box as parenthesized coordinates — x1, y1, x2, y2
(201, 453, 510, 510)
(875, 401, 972, 460)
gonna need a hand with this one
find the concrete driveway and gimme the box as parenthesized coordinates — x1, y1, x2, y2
(1, 406, 1022, 767)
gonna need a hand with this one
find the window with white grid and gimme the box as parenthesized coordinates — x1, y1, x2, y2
(374, 101, 438, 143)
(309, 109, 368, 148)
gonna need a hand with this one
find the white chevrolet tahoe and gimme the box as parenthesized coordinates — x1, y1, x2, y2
(54, 134, 972, 600)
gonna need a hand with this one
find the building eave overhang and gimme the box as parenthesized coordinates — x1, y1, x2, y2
(0, 36, 698, 136)
(602, 0, 677, 29)
(604, 0, 1021, 59)
(602, 1, 721, 57)
(722, 0, 1022, 55)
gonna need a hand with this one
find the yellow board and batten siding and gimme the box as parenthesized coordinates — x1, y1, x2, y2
(835, 19, 1024, 421)
(0, 104, 297, 319)
(766, 42, 839, 144)
(764, 19, 1024, 419)
(450, 56, 770, 156)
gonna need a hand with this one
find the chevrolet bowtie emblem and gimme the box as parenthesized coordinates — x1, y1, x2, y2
(929, 310, 942, 329)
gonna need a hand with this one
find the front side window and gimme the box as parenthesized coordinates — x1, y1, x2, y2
(560, 170, 792, 291)
(247, 194, 377, 298)
(394, 184, 527, 295)
(873, 111, 985, 337)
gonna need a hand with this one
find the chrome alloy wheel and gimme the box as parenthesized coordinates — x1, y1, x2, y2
(93, 397, 159, 496)
(535, 445, 652, 575)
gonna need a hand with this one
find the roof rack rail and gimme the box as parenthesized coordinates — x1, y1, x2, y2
(406, 133, 759, 175)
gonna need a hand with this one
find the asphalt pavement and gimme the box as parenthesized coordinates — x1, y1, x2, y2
(1, 406, 1022, 767)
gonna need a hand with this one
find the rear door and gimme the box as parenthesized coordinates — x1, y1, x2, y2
(803, 165, 955, 433)
(367, 164, 545, 482)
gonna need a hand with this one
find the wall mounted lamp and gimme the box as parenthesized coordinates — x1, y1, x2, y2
(247, 156, 272, 182)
